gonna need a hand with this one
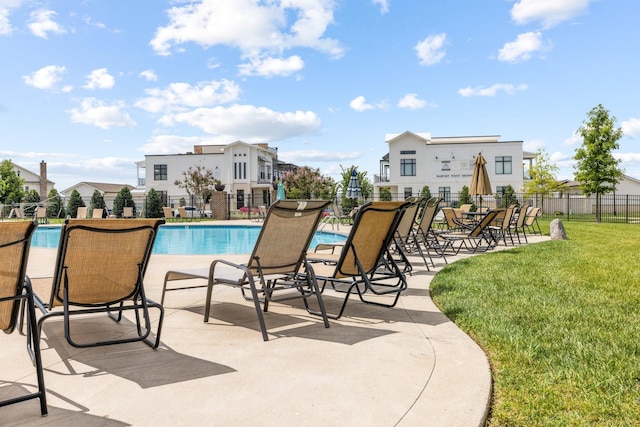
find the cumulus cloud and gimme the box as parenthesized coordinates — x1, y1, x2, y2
(84, 68, 115, 90)
(372, 0, 390, 14)
(135, 79, 241, 114)
(458, 83, 528, 97)
(511, 0, 590, 28)
(238, 55, 304, 77)
(67, 98, 136, 129)
(397, 93, 427, 110)
(563, 131, 582, 146)
(622, 118, 640, 138)
(22, 65, 67, 89)
(0, 0, 23, 35)
(165, 104, 321, 143)
(415, 33, 446, 66)
(139, 69, 158, 82)
(150, 0, 344, 65)
(28, 9, 66, 38)
(139, 134, 228, 154)
(498, 31, 550, 63)
(279, 149, 362, 163)
(523, 139, 546, 152)
(350, 96, 375, 112)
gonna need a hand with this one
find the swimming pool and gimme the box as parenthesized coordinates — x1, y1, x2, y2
(31, 224, 346, 255)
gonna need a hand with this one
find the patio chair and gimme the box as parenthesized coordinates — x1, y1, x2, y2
(307, 201, 411, 319)
(434, 210, 500, 254)
(34, 219, 165, 349)
(162, 207, 176, 221)
(161, 200, 332, 341)
(414, 197, 450, 265)
(91, 208, 104, 219)
(0, 221, 47, 415)
(35, 206, 48, 224)
(122, 206, 134, 218)
(512, 204, 529, 244)
(489, 204, 517, 246)
(177, 206, 193, 221)
(9, 207, 25, 219)
(392, 197, 429, 272)
(525, 206, 542, 235)
(76, 206, 87, 219)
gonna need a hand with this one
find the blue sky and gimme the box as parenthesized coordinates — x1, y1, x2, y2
(2, 0, 639, 191)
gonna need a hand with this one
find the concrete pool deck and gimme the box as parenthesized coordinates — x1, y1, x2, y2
(1, 220, 549, 426)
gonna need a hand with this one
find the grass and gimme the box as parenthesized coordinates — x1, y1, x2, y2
(430, 220, 640, 426)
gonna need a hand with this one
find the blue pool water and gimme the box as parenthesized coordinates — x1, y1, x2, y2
(31, 225, 346, 255)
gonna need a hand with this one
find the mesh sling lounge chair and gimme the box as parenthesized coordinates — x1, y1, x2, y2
(434, 210, 500, 255)
(0, 221, 47, 416)
(414, 197, 450, 265)
(162, 207, 175, 221)
(307, 201, 410, 319)
(34, 219, 165, 349)
(392, 197, 429, 272)
(161, 200, 332, 341)
(91, 208, 104, 219)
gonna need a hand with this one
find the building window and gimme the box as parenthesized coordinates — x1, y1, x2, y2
(262, 189, 269, 205)
(400, 150, 416, 155)
(400, 159, 416, 176)
(496, 156, 512, 175)
(404, 188, 413, 199)
(157, 190, 168, 206)
(496, 186, 509, 195)
(154, 164, 167, 180)
(243, 162, 247, 179)
(237, 190, 244, 209)
(439, 187, 451, 203)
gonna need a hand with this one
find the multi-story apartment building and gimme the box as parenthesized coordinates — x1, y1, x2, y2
(374, 131, 534, 203)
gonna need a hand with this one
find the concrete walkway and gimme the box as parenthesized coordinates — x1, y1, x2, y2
(1, 221, 548, 426)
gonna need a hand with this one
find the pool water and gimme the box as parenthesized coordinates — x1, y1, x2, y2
(31, 225, 346, 255)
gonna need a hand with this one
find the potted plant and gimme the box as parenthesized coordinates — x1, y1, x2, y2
(214, 179, 225, 191)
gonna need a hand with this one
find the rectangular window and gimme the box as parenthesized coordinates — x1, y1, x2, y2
(262, 189, 269, 205)
(495, 156, 512, 175)
(404, 188, 413, 199)
(496, 186, 508, 195)
(400, 150, 416, 155)
(243, 162, 247, 179)
(439, 187, 451, 203)
(158, 191, 168, 206)
(154, 164, 167, 180)
(237, 190, 245, 209)
(400, 159, 416, 176)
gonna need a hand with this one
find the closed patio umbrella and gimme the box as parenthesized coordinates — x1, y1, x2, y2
(346, 169, 362, 199)
(277, 181, 286, 200)
(470, 153, 492, 208)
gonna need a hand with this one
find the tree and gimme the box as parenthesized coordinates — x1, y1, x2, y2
(113, 187, 135, 218)
(574, 104, 623, 222)
(90, 190, 106, 218)
(174, 165, 215, 217)
(46, 189, 65, 218)
(458, 185, 472, 206)
(523, 149, 562, 195)
(0, 159, 25, 205)
(379, 187, 392, 201)
(420, 185, 432, 200)
(498, 185, 518, 208)
(67, 189, 86, 218)
(23, 189, 40, 216)
(281, 166, 335, 200)
(146, 188, 164, 218)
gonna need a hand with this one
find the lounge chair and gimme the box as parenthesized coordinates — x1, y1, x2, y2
(512, 204, 529, 244)
(392, 197, 429, 272)
(525, 206, 542, 235)
(163, 207, 176, 221)
(489, 204, 517, 246)
(76, 206, 87, 219)
(177, 206, 192, 221)
(307, 201, 411, 319)
(9, 207, 25, 219)
(91, 208, 104, 219)
(161, 200, 332, 341)
(35, 206, 48, 224)
(434, 210, 500, 254)
(122, 206, 134, 218)
(34, 219, 165, 349)
(0, 221, 47, 415)
(414, 197, 450, 265)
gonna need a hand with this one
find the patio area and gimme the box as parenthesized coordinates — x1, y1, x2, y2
(1, 221, 548, 426)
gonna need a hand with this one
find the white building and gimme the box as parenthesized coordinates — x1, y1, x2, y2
(12, 161, 55, 199)
(60, 182, 140, 212)
(374, 132, 533, 203)
(139, 141, 279, 208)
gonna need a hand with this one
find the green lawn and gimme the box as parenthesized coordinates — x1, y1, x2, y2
(430, 220, 640, 426)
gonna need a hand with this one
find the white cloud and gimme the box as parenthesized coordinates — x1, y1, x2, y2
(349, 96, 375, 112)
(523, 139, 545, 152)
(622, 118, 640, 138)
(0, 0, 23, 35)
(135, 79, 241, 114)
(397, 93, 427, 110)
(84, 68, 115, 90)
(511, 0, 590, 28)
(165, 104, 321, 143)
(139, 69, 158, 82)
(563, 131, 582, 146)
(28, 9, 66, 38)
(67, 98, 136, 129)
(498, 31, 550, 63)
(458, 83, 528, 97)
(150, 0, 344, 62)
(22, 65, 66, 89)
(415, 33, 446, 66)
(238, 55, 304, 77)
(139, 134, 228, 154)
(372, 0, 389, 14)
(279, 149, 362, 163)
